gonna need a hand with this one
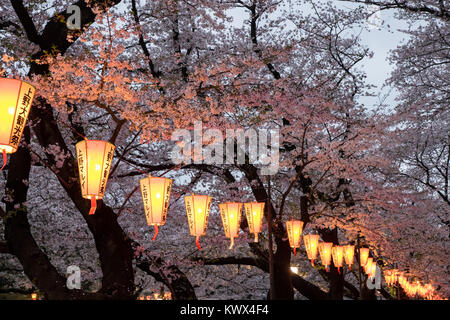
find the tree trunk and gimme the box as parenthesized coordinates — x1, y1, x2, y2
(319, 227, 344, 300)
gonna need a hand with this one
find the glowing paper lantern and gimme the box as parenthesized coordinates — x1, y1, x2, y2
(75, 139, 115, 215)
(0, 78, 35, 171)
(368, 262, 377, 279)
(286, 220, 304, 256)
(244, 202, 265, 242)
(384, 270, 395, 286)
(365, 257, 373, 274)
(219, 202, 243, 249)
(303, 234, 319, 266)
(318, 242, 333, 272)
(184, 194, 212, 250)
(31, 293, 37, 300)
(343, 245, 355, 270)
(140, 175, 173, 240)
(164, 292, 172, 300)
(359, 248, 369, 267)
(331, 245, 344, 274)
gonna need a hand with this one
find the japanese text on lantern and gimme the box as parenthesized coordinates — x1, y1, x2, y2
(10, 85, 34, 148)
(99, 145, 114, 195)
(77, 147, 86, 190)
(185, 196, 195, 235)
(141, 183, 151, 222)
(162, 183, 171, 222)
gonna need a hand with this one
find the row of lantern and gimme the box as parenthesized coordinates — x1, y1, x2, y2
(0, 78, 443, 300)
(384, 269, 443, 300)
(286, 220, 377, 276)
(0, 78, 265, 250)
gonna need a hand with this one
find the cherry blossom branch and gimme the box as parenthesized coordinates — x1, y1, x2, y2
(9, 0, 41, 46)
(339, 0, 449, 20)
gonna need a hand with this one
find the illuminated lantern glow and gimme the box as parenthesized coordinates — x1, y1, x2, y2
(368, 262, 377, 279)
(318, 242, 333, 272)
(364, 257, 373, 274)
(359, 248, 369, 267)
(184, 194, 212, 250)
(244, 202, 265, 242)
(164, 292, 172, 300)
(331, 245, 344, 274)
(343, 245, 355, 270)
(0, 78, 35, 171)
(286, 220, 304, 256)
(31, 293, 37, 300)
(219, 202, 243, 249)
(140, 175, 173, 240)
(75, 140, 115, 215)
(303, 234, 319, 266)
(384, 270, 394, 286)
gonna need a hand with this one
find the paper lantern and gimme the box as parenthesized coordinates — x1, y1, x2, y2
(140, 175, 173, 240)
(368, 262, 377, 279)
(343, 245, 355, 270)
(359, 247, 369, 267)
(219, 202, 243, 249)
(318, 242, 333, 272)
(244, 202, 265, 242)
(75, 139, 115, 215)
(365, 257, 373, 274)
(286, 220, 304, 256)
(303, 234, 319, 266)
(331, 245, 344, 274)
(384, 269, 395, 286)
(0, 78, 35, 170)
(31, 293, 37, 300)
(184, 194, 212, 250)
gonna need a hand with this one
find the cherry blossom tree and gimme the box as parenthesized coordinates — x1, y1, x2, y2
(0, 0, 447, 300)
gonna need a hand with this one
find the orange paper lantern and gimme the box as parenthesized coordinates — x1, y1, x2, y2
(343, 245, 355, 270)
(286, 220, 304, 256)
(75, 139, 115, 215)
(384, 269, 396, 286)
(184, 194, 212, 250)
(31, 293, 37, 300)
(368, 261, 377, 279)
(303, 234, 319, 266)
(140, 175, 173, 240)
(331, 245, 344, 274)
(319, 242, 333, 272)
(219, 202, 243, 249)
(244, 202, 265, 242)
(359, 248, 369, 267)
(365, 257, 373, 274)
(0, 78, 35, 170)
